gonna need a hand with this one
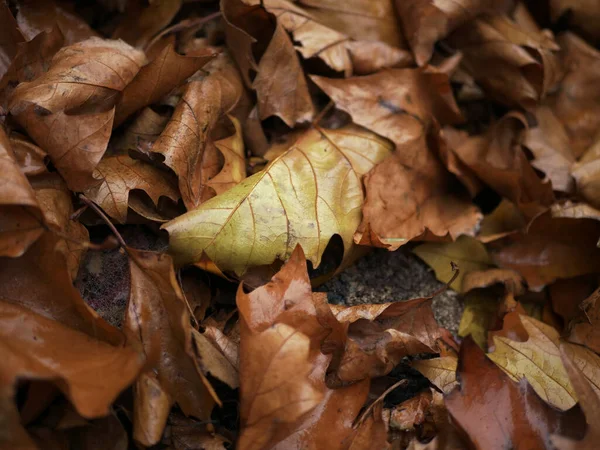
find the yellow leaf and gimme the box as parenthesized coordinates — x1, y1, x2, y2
(412, 357, 458, 394)
(488, 315, 577, 410)
(458, 292, 500, 349)
(163, 125, 393, 275)
(413, 236, 493, 292)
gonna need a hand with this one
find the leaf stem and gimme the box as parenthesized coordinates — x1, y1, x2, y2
(78, 194, 127, 248)
(353, 379, 407, 428)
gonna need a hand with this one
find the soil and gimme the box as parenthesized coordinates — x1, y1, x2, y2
(320, 247, 463, 334)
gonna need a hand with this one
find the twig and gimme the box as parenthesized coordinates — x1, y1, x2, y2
(78, 194, 127, 248)
(428, 262, 460, 299)
(353, 379, 408, 428)
(312, 101, 334, 127)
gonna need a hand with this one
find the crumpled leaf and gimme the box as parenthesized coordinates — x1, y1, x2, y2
(9, 37, 146, 190)
(0, 127, 44, 257)
(115, 107, 170, 154)
(164, 124, 392, 275)
(387, 390, 432, 431)
(262, 0, 411, 76)
(524, 106, 575, 194)
(572, 137, 600, 210)
(546, 32, 600, 157)
(169, 413, 231, 450)
(445, 336, 585, 450)
(123, 249, 217, 423)
(112, 0, 182, 49)
(223, 0, 314, 126)
(114, 41, 216, 126)
(449, 112, 554, 219)
(395, 0, 511, 66)
(151, 54, 247, 209)
(83, 155, 180, 224)
(329, 295, 450, 382)
(209, 115, 247, 196)
(490, 214, 600, 290)
(312, 70, 482, 248)
(192, 329, 239, 389)
(413, 236, 493, 293)
(15, 0, 99, 45)
(0, 299, 142, 420)
(462, 268, 525, 295)
(9, 133, 48, 176)
(567, 287, 600, 354)
(551, 344, 600, 449)
(446, 13, 562, 109)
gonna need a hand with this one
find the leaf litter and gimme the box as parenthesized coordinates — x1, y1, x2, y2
(2, 1, 600, 449)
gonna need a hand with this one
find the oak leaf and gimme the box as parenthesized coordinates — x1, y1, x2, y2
(395, 0, 511, 66)
(164, 125, 392, 275)
(83, 155, 180, 224)
(445, 337, 585, 450)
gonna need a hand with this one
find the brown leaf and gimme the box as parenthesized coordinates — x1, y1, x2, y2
(329, 296, 449, 382)
(550, 0, 600, 43)
(223, 0, 314, 126)
(551, 344, 600, 449)
(572, 138, 600, 210)
(151, 54, 246, 209)
(490, 213, 600, 290)
(449, 113, 555, 219)
(263, 0, 411, 76)
(446, 13, 562, 109)
(208, 115, 247, 196)
(0, 2, 24, 80)
(312, 70, 482, 248)
(546, 32, 600, 157)
(0, 127, 44, 257)
(9, 133, 47, 176)
(169, 413, 231, 450)
(15, 0, 99, 45)
(114, 106, 170, 154)
(412, 356, 458, 394)
(123, 249, 217, 421)
(445, 337, 585, 450)
(346, 402, 390, 450)
(133, 371, 173, 447)
(192, 328, 239, 389)
(567, 287, 600, 354)
(0, 300, 142, 419)
(9, 38, 146, 189)
(112, 0, 182, 49)
(83, 154, 180, 224)
(524, 106, 575, 193)
(462, 268, 526, 295)
(114, 42, 216, 126)
(388, 390, 432, 431)
(477, 199, 527, 243)
(395, 0, 511, 66)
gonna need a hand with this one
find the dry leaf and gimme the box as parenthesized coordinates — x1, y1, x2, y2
(133, 371, 173, 447)
(446, 336, 585, 450)
(114, 41, 216, 126)
(458, 291, 501, 349)
(83, 155, 180, 224)
(0, 3, 24, 79)
(546, 32, 600, 157)
(151, 54, 246, 209)
(477, 199, 527, 243)
(412, 356, 458, 394)
(395, 0, 511, 66)
(164, 125, 392, 275)
(413, 236, 493, 293)
(9, 37, 145, 189)
(9, 133, 47, 176)
(123, 249, 216, 421)
(446, 13, 562, 109)
(490, 214, 600, 290)
(0, 127, 44, 257)
(192, 329, 239, 389)
(462, 268, 525, 295)
(387, 390, 432, 431)
(572, 137, 600, 210)
(550, 0, 600, 43)
(568, 287, 600, 354)
(263, 0, 411, 76)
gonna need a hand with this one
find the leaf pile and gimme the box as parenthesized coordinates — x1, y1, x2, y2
(2, 0, 600, 449)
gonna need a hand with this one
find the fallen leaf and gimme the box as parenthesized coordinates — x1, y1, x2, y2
(458, 291, 501, 349)
(446, 13, 562, 109)
(0, 2, 24, 79)
(263, 0, 411, 76)
(151, 54, 246, 209)
(112, 0, 182, 49)
(572, 138, 600, 210)
(123, 249, 216, 421)
(395, 0, 511, 66)
(9, 133, 47, 176)
(413, 236, 493, 292)
(546, 32, 600, 157)
(567, 287, 600, 354)
(15, 0, 99, 45)
(208, 115, 247, 196)
(169, 413, 231, 450)
(488, 314, 577, 410)
(445, 336, 585, 450)
(449, 112, 555, 219)
(477, 199, 527, 243)
(551, 343, 600, 449)
(9, 37, 146, 189)
(0, 300, 142, 419)
(192, 329, 239, 389)
(83, 154, 180, 224)
(346, 402, 390, 450)
(462, 268, 526, 295)
(132, 371, 172, 447)
(523, 106, 575, 193)
(114, 41, 216, 126)
(164, 124, 392, 275)
(490, 213, 600, 290)
(412, 356, 458, 394)
(115, 107, 170, 154)
(387, 390, 432, 431)
(550, 0, 600, 43)
(0, 127, 44, 257)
